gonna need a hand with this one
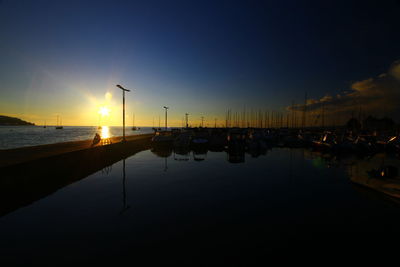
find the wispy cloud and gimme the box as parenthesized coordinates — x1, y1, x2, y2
(288, 60, 400, 121)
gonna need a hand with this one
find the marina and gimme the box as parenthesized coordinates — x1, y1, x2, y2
(1, 1, 400, 265)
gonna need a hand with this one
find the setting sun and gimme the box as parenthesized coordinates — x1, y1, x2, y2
(98, 106, 110, 117)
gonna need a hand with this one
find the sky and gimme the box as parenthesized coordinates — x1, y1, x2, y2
(0, 0, 399, 126)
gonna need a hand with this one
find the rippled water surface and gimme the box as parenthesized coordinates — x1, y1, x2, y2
(0, 126, 155, 149)
(1, 148, 400, 264)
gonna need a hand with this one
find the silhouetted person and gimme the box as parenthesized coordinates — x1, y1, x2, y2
(92, 133, 101, 146)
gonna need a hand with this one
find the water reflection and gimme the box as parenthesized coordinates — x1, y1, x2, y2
(173, 149, 190, 161)
(150, 142, 400, 202)
(193, 149, 207, 161)
(120, 158, 130, 214)
(151, 141, 247, 164)
(300, 149, 400, 200)
(2, 146, 400, 264)
(100, 126, 110, 139)
(101, 164, 113, 175)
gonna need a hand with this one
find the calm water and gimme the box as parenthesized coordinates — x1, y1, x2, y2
(1, 148, 400, 264)
(0, 126, 155, 149)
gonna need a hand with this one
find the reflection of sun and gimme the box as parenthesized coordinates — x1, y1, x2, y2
(98, 106, 110, 117)
(101, 126, 110, 139)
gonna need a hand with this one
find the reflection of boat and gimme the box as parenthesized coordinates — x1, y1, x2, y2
(151, 146, 173, 158)
(193, 150, 207, 161)
(227, 150, 245, 163)
(174, 149, 190, 161)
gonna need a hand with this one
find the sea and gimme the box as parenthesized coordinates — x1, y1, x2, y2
(0, 125, 156, 149)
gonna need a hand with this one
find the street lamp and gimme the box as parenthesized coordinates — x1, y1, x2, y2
(116, 84, 131, 142)
(163, 106, 169, 130)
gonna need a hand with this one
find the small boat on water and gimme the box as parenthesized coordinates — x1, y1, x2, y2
(174, 131, 192, 148)
(55, 115, 63, 129)
(312, 132, 336, 151)
(151, 131, 174, 146)
(131, 113, 140, 131)
(191, 130, 209, 151)
(193, 150, 207, 161)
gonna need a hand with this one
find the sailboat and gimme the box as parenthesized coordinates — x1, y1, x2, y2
(55, 115, 63, 129)
(43, 120, 46, 128)
(131, 113, 140, 131)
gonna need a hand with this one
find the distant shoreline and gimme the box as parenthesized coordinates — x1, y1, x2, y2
(0, 115, 35, 126)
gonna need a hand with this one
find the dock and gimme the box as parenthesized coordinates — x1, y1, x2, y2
(0, 134, 154, 217)
(0, 134, 153, 168)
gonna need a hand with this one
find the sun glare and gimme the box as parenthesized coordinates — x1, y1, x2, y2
(101, 126, 110, 139)
(98, 106, 110, 117)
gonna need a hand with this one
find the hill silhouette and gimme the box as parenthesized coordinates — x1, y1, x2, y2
(0, 115, 35, 126)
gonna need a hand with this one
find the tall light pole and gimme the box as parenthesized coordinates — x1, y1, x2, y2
(116, 84, 131, 142)
(201, 116, 204, 128)
(185, 113, 189, 128)
(163, 106, 169, 130)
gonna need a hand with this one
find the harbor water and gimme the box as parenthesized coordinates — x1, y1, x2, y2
(1, 147, 400, 264)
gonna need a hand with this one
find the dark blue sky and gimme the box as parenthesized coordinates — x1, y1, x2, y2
(1, 0, 399, 125)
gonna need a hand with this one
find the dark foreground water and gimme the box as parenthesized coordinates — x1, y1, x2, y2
(1, 148, 400, 265)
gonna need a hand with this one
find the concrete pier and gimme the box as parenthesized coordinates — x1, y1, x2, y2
(0, 134, 153, 217)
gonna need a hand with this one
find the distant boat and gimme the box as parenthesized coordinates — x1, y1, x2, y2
(43, 120, 46, 128)
(55, 115, 63, 130)
(132, 113, 140, 131)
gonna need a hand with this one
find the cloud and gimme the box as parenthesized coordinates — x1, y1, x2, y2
(288, 59, 400, 121)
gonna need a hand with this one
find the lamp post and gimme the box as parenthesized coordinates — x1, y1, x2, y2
(116, 84, 131, 142)
(163, 106, 169, 130)
(185, 113, 189, 128)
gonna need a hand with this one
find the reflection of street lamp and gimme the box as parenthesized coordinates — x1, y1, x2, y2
(116, 84, 131, 142)
(119, 158, 130, 215)
(163, 106, 169, 130)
